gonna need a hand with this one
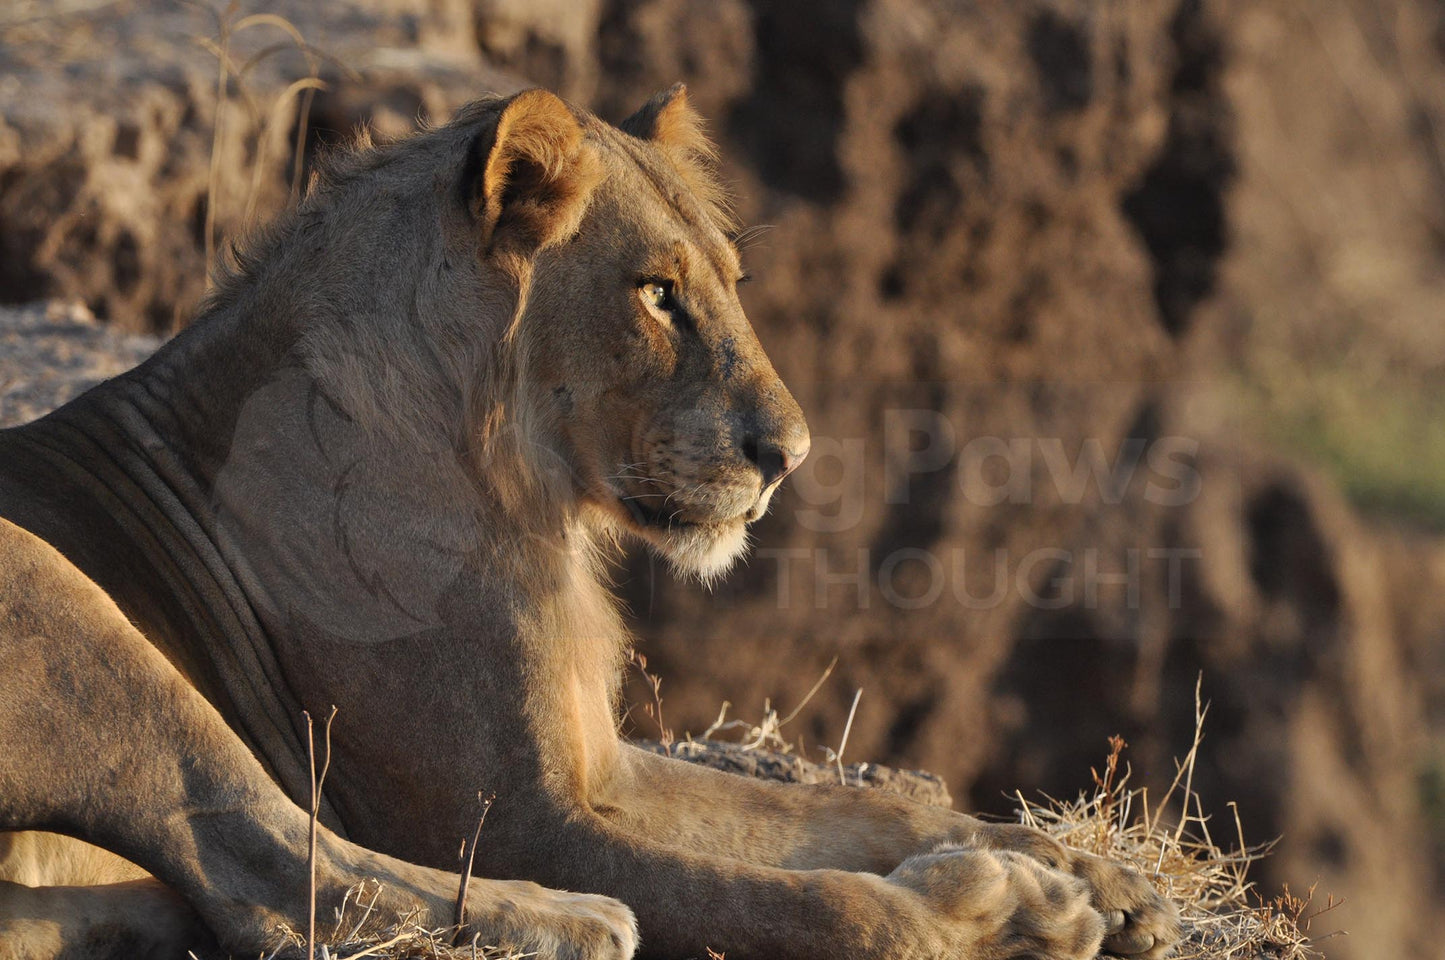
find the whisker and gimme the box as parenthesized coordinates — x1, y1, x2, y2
(731, 224, 774, 250)
(607, 475, 666, 486)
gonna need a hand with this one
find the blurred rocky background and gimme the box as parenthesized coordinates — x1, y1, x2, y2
(3, 1, 1443, 956)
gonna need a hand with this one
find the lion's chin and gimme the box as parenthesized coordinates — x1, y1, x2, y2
(639, 518, 750, 585)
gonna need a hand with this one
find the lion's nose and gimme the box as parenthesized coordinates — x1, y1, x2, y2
(742, 434, 810, 488)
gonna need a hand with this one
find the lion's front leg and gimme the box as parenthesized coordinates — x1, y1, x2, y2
(607, 744, 969, 873)
(604, 744, 1180, 957)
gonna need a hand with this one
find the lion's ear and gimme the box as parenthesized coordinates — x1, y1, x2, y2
(467, 89, 602, 258)
(620, 84, 733, 230)
(620, 83, 715, 162)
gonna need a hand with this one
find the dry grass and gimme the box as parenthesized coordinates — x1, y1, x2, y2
(259, 881, 524, 960)
(186, 0, 355, 283)
(1013, 681, 1343, 960)
(693, 657, 840, 757)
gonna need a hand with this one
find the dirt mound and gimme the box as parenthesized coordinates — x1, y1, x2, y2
(2, 1, 1443, 956)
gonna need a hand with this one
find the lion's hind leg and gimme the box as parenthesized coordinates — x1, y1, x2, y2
(0, 832, 147, 890)
(0, 514, 374, 950)
(0, 869, 207, 960)
(0, 518, 634, 959)
(0, 735, 208, 960)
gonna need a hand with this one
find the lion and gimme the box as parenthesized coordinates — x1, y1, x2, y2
(0, 86, 1181, 960)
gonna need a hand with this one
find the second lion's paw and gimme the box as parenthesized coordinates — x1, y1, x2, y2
(1071, 852, 1181, 959)
(887, 844, 1106, 960)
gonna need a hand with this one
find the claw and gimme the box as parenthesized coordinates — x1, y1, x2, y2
(1102, 927, 1155, 956)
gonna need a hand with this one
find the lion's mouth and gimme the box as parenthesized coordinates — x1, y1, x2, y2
(612, 486, 755, 533)
(618, 494, 703, 531)
(604, 480, 757, 579)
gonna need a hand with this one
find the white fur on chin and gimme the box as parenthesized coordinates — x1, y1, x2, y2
(651, 519, 750, 587)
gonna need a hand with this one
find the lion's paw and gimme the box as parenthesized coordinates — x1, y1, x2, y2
(886, 844, 1106, 960)
(468, 883, 637, 960)
(1071, 853, 1181, 959)
(971, 823, 1182, 958)
(332, 849, 637, 960)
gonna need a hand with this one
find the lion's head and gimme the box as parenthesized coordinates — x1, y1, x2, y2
(463, 87, 809, 581)
(291, 86, 807, 586)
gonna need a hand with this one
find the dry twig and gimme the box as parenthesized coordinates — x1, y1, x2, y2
(304, 705, 338, 960)
(453, 792, 496, 932)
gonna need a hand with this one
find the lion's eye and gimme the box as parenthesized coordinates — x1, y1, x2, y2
(639, 279, 674, 313)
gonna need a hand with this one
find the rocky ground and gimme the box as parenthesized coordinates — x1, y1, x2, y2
(0, 300, 159, 426)
(3, 2, 1444, 957)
